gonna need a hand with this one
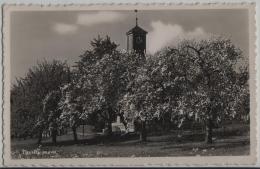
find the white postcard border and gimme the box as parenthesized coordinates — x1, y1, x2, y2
(1, 2, 259, 167)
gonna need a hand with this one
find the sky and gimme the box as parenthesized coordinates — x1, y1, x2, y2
(10, 9, 249, 83)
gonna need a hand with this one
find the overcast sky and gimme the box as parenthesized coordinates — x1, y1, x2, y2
(10, 9, 249, 83)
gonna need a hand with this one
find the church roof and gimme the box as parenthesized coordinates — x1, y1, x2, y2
(126, 25, 148, 35)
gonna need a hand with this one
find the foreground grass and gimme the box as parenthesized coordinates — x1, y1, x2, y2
(11, 126, 249, 159)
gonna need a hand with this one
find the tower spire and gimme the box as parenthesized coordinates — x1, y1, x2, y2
(135, 9, 138, 26)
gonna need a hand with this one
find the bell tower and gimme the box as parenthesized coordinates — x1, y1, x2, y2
(126, 10, 148, 56)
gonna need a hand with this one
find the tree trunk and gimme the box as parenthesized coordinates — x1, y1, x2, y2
(205, 118, 213, 144)
(119, 113, 128, 130)
(37, 130, 43, 145)
(106, 107, 113, 136)
(106, 122, 112, 136)
(162, 116, 166, 131)
(139, 120, 147, 142)
(72, 127, 78, 142)
(51, 129, 57, 144)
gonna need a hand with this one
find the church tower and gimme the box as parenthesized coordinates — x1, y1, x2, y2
(126, 10, 148, 56)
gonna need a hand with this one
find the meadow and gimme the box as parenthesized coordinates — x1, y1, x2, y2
(11, 124, 249, 159)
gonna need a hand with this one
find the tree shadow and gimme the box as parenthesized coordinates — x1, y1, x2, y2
(40, 132, 140, 147)
(161, 138, 249, 150)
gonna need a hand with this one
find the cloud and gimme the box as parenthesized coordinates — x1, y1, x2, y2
(147, 21, 209, 54)
(77, 11, 125, 26)
(53, 23, 78, 35)
(52, 12, 125, 35)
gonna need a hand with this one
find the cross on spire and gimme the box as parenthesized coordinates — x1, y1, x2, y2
(135, 9, 138, 26)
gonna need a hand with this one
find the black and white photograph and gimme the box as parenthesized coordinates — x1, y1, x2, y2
(2, 3, 257, 166)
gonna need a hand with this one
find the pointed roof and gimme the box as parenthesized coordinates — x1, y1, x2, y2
(127, 10, 148, 35)
(126, 25, 148, 35)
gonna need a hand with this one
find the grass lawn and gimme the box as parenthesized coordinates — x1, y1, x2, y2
(11, 124, 250, 159)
